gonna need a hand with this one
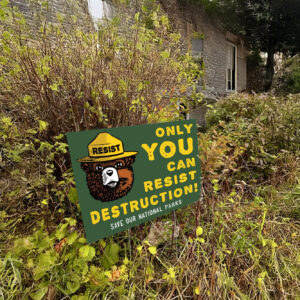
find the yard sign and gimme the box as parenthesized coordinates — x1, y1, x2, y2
(67, 120, 201, 243)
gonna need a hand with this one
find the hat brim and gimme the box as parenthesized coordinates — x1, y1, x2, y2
(77, 151, 138, 162)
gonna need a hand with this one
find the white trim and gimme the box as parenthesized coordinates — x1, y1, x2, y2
(226, 42, 238, 92)
(88, 0, 112, 28)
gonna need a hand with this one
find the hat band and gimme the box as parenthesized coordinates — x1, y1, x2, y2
(90, 151, 125, 158)
(89, 143, 123, 158)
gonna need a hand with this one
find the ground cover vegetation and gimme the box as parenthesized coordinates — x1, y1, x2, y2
(0, 0, 299, 299)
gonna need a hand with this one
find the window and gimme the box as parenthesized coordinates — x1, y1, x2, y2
(88, 0, 111, 27)
(226, 43, 237, 91)
(191, 37, 203, 58)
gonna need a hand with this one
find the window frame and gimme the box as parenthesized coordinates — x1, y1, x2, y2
(88, 0, 111, 27)
(226, 42, 238, 92)
(191, 37, 203, 59)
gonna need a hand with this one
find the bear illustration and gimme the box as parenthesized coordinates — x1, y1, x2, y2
(78, 132, 138, 202)
(81, 156, 136, 202)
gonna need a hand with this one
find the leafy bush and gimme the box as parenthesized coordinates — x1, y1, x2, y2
(282, 55, 300, 93)
(1, 0, 299, 299)
(0, 0, 201, 136)
(205, 93, 300, 184)
(272, 55, 300, 94)
(0, 1, 204, 298)
(0, 0, 202, 207)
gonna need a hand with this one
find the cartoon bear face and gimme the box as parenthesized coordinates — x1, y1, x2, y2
(81, 156, 136, 202)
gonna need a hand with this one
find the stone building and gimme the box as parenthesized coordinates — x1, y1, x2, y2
(10, 0, 248, 125)
(158, 0, 249, 125)
(160, 0, 248, 97)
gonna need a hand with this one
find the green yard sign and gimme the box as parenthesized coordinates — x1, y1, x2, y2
(67, 120, 201, 243)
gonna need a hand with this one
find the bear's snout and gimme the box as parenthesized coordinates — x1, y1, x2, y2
(102, 167, 119, 188)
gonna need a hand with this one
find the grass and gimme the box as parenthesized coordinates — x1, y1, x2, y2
(0, 129, 299, 299)
(0, 2, 299, 296)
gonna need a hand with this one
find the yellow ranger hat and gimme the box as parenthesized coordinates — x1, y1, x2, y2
(78, 132, 138, 162)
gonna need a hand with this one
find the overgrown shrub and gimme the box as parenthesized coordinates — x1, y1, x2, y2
(1, 1, 299, 299)
(0, 1, 204, 297)
(0, 0, 201, 135)
(204, 93, 300, 184)
(0, 0, 202, 209)
(273, 54, 300, 94)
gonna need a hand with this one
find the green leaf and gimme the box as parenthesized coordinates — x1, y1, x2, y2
(68, 188, 78, 204)
(161, 50, 170, 59)
(38, 253, 56, 268)
(148, 246, 157, 255)
(55, 223, 68, 240)
(33, 252, 56, 280)
(79, 245, 90, 258)
(65, 217, 76, 226)
(100, 243, 120, 269)
(67, 231, 78, 245)
(23, 95, 32, 104)
(168, 267, 176, 279)
(50, 82, 59, 91)
(196, 226, 203, 236)
(41, 199, 48, 205)
(67, 281, 80, 294)
(39, 120, 48, 131)
(30, 287, 48, 300)
(103, 89, 113, 99)
(79, 245, 95, 261)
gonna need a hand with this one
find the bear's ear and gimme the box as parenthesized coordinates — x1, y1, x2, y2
(81, 162, 90, 171)
(124, 155, 136, 166)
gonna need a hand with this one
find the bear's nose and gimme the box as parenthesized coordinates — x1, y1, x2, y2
(106, 170, 113, 176)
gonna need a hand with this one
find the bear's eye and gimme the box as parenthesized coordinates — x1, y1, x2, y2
(115, 162, 123, 168)
(95, 165, 103, 171)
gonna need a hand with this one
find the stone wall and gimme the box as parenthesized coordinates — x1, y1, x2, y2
(10, 0, 248, 99)
(9, 0, 90, 28)
(10, 0, 248, 127)
(159, 0, 248, 99)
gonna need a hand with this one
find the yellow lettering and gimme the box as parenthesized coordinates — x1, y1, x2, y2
(160, 141, 176, 158)
(120, 203, 128, 215)
(90, 211, 100, 225)
(184, 123, 193, 134)
(164, 176, 173, 187)
(189, 170, 197, 180)
(141, 143, 158, 161)
(177, 159, 186, 170)
(174, 188, 183, 198)
(130, 200, 139, 212)
(111, 206, 120, 218)
(140, 197, 149, 209)
(184, 185, 193, 194)
(167, 161, 176, 171)
(179, 173, 187, 183)
(159, 192, 167, 202)
(176, 125, 184, 135)
(154, 178, 163, 189)
(178, 138, 193, 155)
(150, 195, 158, 205)
(144, 181, 153, 192)
(186, 157, 195, 168)
(156, 127, 165, 137)
(101, 208, 110, 221)
(166, 126, 175, 136)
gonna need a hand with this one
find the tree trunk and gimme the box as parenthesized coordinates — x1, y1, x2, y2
(264, 47, 275, 91)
